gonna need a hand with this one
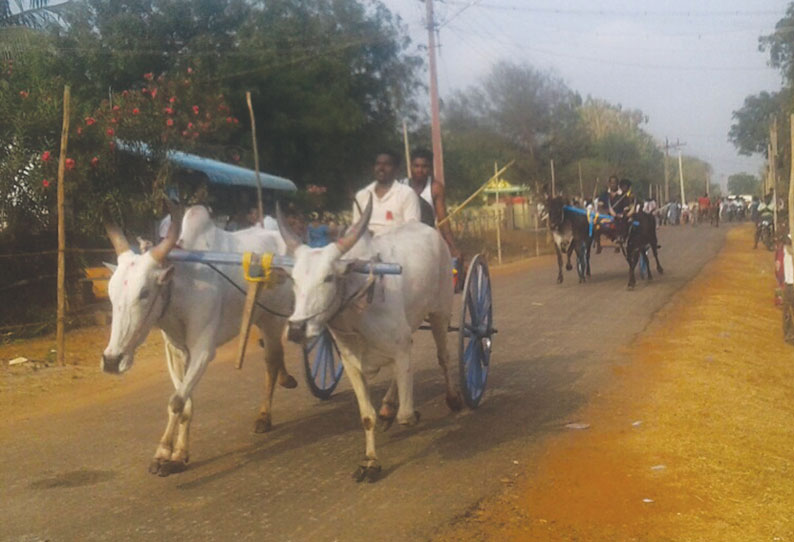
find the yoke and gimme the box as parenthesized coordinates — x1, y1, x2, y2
(167, 249, 403, 282)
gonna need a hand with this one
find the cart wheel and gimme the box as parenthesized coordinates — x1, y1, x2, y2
(302, 328, 344, 400)
(458, 253, 493, 409)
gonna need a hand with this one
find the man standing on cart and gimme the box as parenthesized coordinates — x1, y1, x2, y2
(400, 148, 460, 259)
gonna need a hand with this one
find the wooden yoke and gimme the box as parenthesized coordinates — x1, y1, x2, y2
(235, 252, 274, 370)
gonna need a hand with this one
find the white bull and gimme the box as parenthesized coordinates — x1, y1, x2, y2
(101, 205, 295, 476)
(278, 199, 462, 482)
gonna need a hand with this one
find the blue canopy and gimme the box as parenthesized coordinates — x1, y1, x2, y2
(118, 141, 297, 192)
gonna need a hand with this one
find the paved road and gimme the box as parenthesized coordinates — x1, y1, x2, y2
(1, 224, 730, 542)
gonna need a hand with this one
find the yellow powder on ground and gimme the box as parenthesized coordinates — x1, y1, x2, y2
(436, 225, 794, 541)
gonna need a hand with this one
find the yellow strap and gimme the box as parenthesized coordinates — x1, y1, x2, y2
(242, 251, 273, 284)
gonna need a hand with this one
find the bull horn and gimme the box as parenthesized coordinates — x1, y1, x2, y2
(150, 204, 183, 264)
(276, 202, 303, 253)
(104, 221, 131, 256)
(336, 194, 372, 254)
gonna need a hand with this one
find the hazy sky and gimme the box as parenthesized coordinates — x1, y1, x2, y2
(381, 0, 787, 188)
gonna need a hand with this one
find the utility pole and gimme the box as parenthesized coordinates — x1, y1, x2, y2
(678, 149, 686, 206)
(770, 116, 779, 228)
(425, 0, 446, 186)
(706, 170, 710, 198)
(664, 138, 670, 203)
(661, 138, 686, 204)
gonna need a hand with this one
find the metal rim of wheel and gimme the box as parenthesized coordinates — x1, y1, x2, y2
(302, 328, 344, 400)
(458, 253, 494, 409)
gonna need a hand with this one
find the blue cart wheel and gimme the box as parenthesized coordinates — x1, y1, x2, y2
(458, 253, 493, 409)
(302, 328, 344, 400)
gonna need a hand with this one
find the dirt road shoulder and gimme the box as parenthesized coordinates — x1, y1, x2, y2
(435, 225, 794, 541)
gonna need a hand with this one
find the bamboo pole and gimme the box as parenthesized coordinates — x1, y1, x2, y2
(578, 162, 584, 201)
(245, 92, 264, 223)
(56, 85, 70, 366)
(494, 162, 502, 265)
(238, 91, 265, 371)
(550, 159, 556, 197)
(437, 160, 515, 227)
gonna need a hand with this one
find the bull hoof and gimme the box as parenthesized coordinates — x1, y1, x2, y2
(376, 413, 395, 432)
(565, 263, 572, 271)
(398, 411, 421, 427)
(627, 283, 635, 291)
(148, 459, 164, 475)
(557, 275, 563, 284)
(254, 415, 272, 434)
(278, 373, 298, 389)
(352, 459, 382, 483)
(446, 392, 464, 412)
(157, 460, 188, 477)
(657, 267, 664, 275)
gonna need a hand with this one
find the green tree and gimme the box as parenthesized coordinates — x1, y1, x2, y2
(50, 0, 422, 207)
(728, 173, 760, 196)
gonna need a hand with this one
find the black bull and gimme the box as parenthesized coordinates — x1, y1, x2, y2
(545, 197, 663, 288)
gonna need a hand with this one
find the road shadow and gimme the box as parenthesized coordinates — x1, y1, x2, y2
(176, 351, 589, 489)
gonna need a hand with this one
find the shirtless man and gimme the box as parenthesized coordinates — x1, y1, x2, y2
(402, 148, 460, 258)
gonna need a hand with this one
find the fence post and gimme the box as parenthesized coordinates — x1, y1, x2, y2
(56, 85, 71, 366)
(534, 212, 540, 257)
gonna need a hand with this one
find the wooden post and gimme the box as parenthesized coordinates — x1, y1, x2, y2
(402, 120, 411, 175)
(56, 85, 70, 366)
(245, 92, 264, 223)
(789, 114, 794, 242)
(592, 177, 599, 201)
(550, 159, 556, 197)
(771, 117, 779, 229)
(578, 161, 584, 201)
(534, 211, 540, 257)
(494, 162, 502, 265)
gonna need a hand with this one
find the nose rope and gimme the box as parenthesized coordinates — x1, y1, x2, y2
(293, 260, 377, 328)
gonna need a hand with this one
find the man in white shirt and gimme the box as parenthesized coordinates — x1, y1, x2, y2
(353, 151, 421, 236)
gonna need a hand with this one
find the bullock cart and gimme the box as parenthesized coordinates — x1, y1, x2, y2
(165, 248, 496, 409)
(302, 253, 495, 408)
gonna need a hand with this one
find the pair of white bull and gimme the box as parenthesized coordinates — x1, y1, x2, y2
(101, 200, 461, 480)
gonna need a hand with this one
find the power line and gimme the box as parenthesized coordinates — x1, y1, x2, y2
(438, 0, 483, 29)
(443, 1, 783, 18)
